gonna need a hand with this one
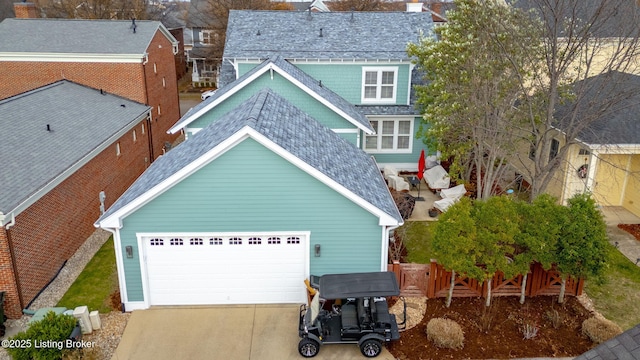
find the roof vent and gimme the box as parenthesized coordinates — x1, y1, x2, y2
(130, 18, 137, 33)
(120, 104, 126, 108)
(319, 28, 323, 37)
(256, 30, 261, 36)
(46, 124, 51, 132)
(350, 10, 355, 22)
(307, 8, 312, 20)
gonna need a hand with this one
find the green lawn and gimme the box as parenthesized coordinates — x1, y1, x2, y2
(583, 243, 640, 330)
(400, 221, 640, 330)
(57, 237, 118, 313)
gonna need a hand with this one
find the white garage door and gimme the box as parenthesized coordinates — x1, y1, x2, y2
(142, 233, 307, 305)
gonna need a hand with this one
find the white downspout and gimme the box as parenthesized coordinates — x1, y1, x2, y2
(382, 224, 402, 271)
(4, 212, 16, 230)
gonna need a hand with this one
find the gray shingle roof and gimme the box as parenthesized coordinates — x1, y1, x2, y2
(0, 81, 151, 215)
(574, 323, 640, 360)
(0, 18, 174, 54)
(554, 71, 640, 146)
(223, 10, 434, 60)
(100, 88, 402, 224)
(174, 56, 374, 132)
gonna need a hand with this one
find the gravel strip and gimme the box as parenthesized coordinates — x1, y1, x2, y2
(0, 229, 128, 360)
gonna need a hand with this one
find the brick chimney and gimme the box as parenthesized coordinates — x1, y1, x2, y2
(14, 2, 38, 18)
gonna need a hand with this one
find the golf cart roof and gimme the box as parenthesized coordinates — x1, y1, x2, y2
(318, 272, 400, 299)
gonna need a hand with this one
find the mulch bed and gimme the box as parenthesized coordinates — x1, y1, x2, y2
(388, 296, 594, 360)
(618, 223, 640, 241)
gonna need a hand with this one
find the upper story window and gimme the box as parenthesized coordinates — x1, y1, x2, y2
(549, 138, 559, 162)
(364, 118, 413, 153)
(200, 30, 217, 45)
(362, 67, 397, 104)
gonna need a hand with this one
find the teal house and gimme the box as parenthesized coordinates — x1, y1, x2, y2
(96, 89, 403, 310)
(171, 10, 435, 171)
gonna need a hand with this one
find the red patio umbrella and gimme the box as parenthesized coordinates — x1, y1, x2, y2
(416, 150, 426, 201)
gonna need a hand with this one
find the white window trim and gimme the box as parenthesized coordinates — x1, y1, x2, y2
(364, 116, 414, 154)
(361, 66, 398, 104)
(200, 30, 216, 45)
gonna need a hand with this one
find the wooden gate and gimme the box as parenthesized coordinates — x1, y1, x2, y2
(388, 262, 430, 297)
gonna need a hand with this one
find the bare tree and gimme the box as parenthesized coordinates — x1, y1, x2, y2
(509, 0, 640, 199)
(328, 0, 404, 11)
(35, 0, 155, 19)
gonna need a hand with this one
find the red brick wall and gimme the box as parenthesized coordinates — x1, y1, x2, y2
(144, 31, 181, 158)
(3, 119, 151, 318)
(0, 29, 180, 160)
(13, 2, 38, 19)
(0, 228, 22, 318)
(0, 62, 147, 104)
(169, 28, 187, 80)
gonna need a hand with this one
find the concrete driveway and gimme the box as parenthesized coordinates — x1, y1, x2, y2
(112, 305, 396, 360)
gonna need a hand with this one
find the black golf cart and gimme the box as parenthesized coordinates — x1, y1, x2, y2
(297, 272, 406, 358)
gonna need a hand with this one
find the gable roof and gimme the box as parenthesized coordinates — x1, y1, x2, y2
(99, 88, 402, 228)
(0, 80, 151, 220)
(220, 10, 434, 87)
(574, 323, 640, 360)
(223, 10, 434, 60)
(0, 18, 177, 59)
(554, 71, 640, 147)
(170, 56, 374, 134)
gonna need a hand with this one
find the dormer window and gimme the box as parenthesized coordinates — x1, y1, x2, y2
(362, 67, 397, 104)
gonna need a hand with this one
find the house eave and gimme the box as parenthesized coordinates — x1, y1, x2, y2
(0, 52, 145, 63)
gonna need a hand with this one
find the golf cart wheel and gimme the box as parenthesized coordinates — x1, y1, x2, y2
(360, 339, 382, 357)
(298, 338, 319, 358)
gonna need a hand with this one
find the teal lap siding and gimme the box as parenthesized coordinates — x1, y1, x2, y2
(118, 138, 383, 302)
(189, 72, 358, 142)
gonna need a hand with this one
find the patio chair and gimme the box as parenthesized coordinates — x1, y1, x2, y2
(424, 165, 450, 190)
(433, 184, 467, 212)
(383, 166, 410, 192)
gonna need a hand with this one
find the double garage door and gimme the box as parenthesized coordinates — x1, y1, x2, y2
(142, 233, 307, 305)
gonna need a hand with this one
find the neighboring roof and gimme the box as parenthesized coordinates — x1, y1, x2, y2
(574, 323, 640, 360)
(223, 10, 434, 60)
(0, 80, 151, 217)
(99, 88, 402, 227)
(318, 272, 400, 299)
(510, 0, 640, 38)
(170, 56, 374, 133)
(0, 18, 177, 56)
(554, 71, 640, 146)
(221, 10, 434, 86)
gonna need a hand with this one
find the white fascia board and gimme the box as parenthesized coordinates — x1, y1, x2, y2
(97, 129, 253, 229)
(245, 128, 400, 226)
(586, 143, 640, 154)
(169, 62, 373, 134)
(168, 64, 274, 133)
(269, 63, 374, 134)
(0, 52, 144, 63)
(100, 125, 401, 229)
(12, 110, 150, 222)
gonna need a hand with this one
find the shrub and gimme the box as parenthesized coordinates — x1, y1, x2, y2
(6, 311, 78, 360)
(545, 308, 562, 329)
(521, 321, 539, 340)
(426, 317, 464, 350)
(582, 317, 623, 344)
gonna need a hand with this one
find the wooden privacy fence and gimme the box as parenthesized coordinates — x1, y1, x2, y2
(387, 261, 584, 298)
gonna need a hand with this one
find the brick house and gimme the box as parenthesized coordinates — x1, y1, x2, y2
(0, 2, 181, 159)
(0, 80, 152, 319)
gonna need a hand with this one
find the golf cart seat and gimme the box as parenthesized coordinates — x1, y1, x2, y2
(341, 304, 359, 331)
(373, 299, 391, 325)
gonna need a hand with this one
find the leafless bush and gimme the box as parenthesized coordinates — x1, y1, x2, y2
(426, 318, 465, 350)
(582, 317, 623, 344)
(545, 308, 562, 329)
(521, 321, 539, 340)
